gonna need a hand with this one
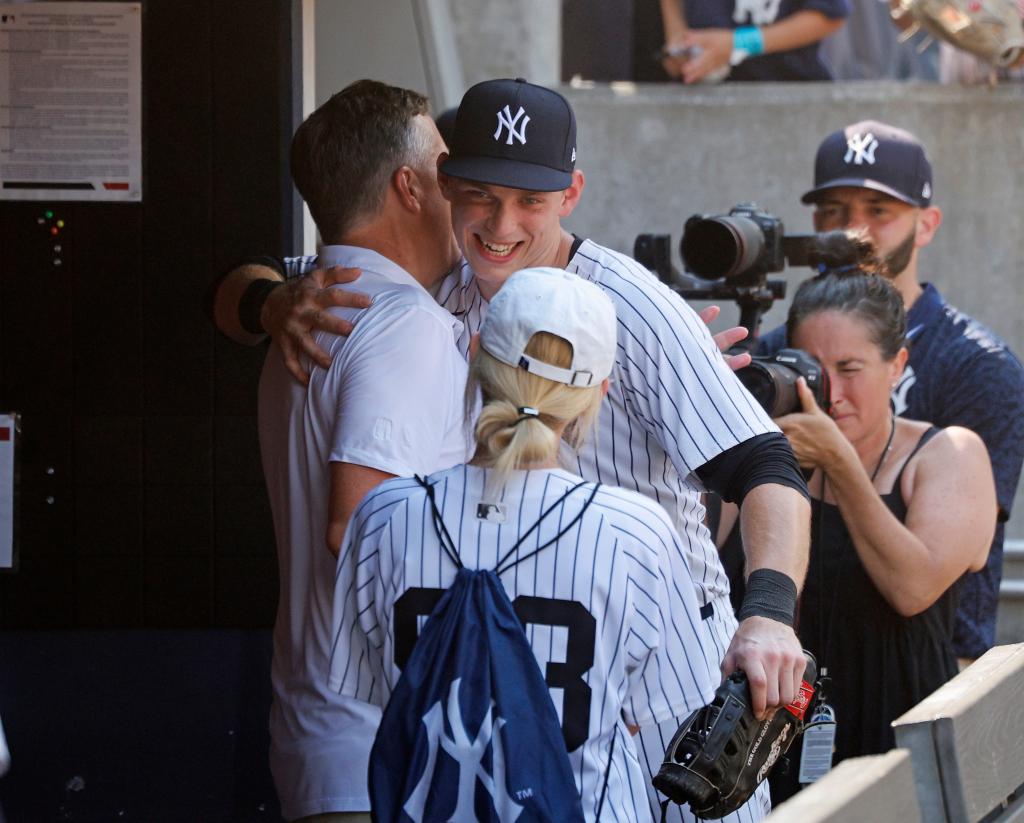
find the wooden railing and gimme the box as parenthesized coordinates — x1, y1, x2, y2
(766, 643, 1024, 822)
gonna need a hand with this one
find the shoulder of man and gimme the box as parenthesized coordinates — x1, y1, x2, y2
(911, 291, 1024, 384)
(568, 238, 661, 289)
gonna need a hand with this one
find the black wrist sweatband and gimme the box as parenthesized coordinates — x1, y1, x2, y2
(239, 277, 284, 335)
(736, 568, 798, 627)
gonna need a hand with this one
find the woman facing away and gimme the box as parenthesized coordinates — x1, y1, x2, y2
(328, 267, 724, 821)
(762, 264, 996, 800)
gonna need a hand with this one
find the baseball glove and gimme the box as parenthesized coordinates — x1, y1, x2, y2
(653, 651, 817, 819)
(894, 0, 1024, 67)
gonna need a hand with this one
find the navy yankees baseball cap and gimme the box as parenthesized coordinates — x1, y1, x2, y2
(801, 120, 933, 207)
(440, 78, 577, 192)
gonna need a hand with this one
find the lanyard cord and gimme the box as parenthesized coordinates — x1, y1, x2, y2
(816, 414, 896, 689)
(416, 474, 599, 575)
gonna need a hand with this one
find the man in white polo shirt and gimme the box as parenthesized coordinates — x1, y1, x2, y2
(258, 80, 470, 821)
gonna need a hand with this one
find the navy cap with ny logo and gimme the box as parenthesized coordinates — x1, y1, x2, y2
(801, 120, 933, 207)
(441, 78, 577, 192)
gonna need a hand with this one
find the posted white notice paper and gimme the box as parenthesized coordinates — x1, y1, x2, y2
(0, 2, 142, 201)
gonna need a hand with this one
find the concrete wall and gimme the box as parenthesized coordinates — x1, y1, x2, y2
(560, 81, 1024, 537)
(311, 0, 559, 107)
(448, 0, 560, 87)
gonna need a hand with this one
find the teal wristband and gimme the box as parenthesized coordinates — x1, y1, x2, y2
(733, 25, 765, 58)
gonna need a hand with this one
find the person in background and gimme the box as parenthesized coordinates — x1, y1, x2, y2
(657, 0, 849, 82)
(757, 120, 1024, 666)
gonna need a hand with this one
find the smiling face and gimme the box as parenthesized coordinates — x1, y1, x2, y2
(438, 169, 584, 296)
(791, 310, 907, 448)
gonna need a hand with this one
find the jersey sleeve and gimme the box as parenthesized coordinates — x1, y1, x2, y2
(327, 496, 388, 705)
(609, 265, 779, 478)
(281, 254, 319, 279)
(327, 302, 467, 478)
(620, 510, 717, 727)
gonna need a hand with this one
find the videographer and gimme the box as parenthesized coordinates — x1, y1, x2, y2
(756, 121, 1024, 667)
(763, 259, 995, 799)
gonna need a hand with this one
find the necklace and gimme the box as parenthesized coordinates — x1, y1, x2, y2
(869, 414, 897, 484)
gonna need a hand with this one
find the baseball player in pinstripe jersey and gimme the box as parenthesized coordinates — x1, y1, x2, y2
(330, 267, 719, 821)
(212, 78, 811, 820)
(417, 79, 810, 822)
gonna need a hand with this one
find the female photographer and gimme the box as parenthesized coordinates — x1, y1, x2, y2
(766, 266, 996, 798)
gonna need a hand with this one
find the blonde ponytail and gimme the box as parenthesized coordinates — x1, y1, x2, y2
(468, 331, 604, 487)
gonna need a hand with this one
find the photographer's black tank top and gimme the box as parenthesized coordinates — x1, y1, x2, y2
(766, 425, 961, 801)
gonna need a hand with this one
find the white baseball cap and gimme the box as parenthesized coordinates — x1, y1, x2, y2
(480, 267, 617, 387)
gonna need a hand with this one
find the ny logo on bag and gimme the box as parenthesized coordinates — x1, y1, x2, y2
(844, 132, 879, 165)
(404, 678, 525, 823)
(494, 105, 530, 145)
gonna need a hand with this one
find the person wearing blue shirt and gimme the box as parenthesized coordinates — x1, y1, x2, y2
(658, 0, 849, 83)
(757, 121, 1024, 663)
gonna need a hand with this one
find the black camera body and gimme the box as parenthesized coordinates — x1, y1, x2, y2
(737, 348, 830, 418)
(681, 203, 787, 286)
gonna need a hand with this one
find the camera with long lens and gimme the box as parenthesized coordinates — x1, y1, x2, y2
(739, 348, 830, 417)
(635, 203, 857, 416)
(679, 202, 827, 284)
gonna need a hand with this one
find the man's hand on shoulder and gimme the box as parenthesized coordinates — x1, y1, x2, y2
(261, 265, 371, 385)
(721, 616, 805, 720)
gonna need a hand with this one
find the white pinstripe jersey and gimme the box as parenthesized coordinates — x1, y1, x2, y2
(287, 240, 778, 609)
(328, 465, 717, 823)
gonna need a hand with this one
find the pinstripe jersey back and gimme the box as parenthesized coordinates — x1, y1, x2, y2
(329, 465, 717, 822)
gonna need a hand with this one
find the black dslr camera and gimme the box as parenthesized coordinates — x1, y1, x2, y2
(679, 203, 828, 285)
(635, 203, 857, 416)
(739, 348, 830, 417)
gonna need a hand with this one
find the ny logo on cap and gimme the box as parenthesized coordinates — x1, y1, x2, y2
(844, 132, 879, 166)
(494, 105, 530, 146)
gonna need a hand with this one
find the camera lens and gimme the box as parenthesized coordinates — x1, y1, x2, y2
(736, 361, 800, 418)
(681, 216, 764, 280)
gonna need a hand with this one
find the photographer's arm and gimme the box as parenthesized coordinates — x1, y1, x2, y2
(778, 379, 996, 617)
(679, 10, 846, 84)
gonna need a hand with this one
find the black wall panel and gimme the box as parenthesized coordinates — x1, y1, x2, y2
(0, 0, 288, 631)
(0, 631, 279, 821)
(0, 0, 292, 816)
